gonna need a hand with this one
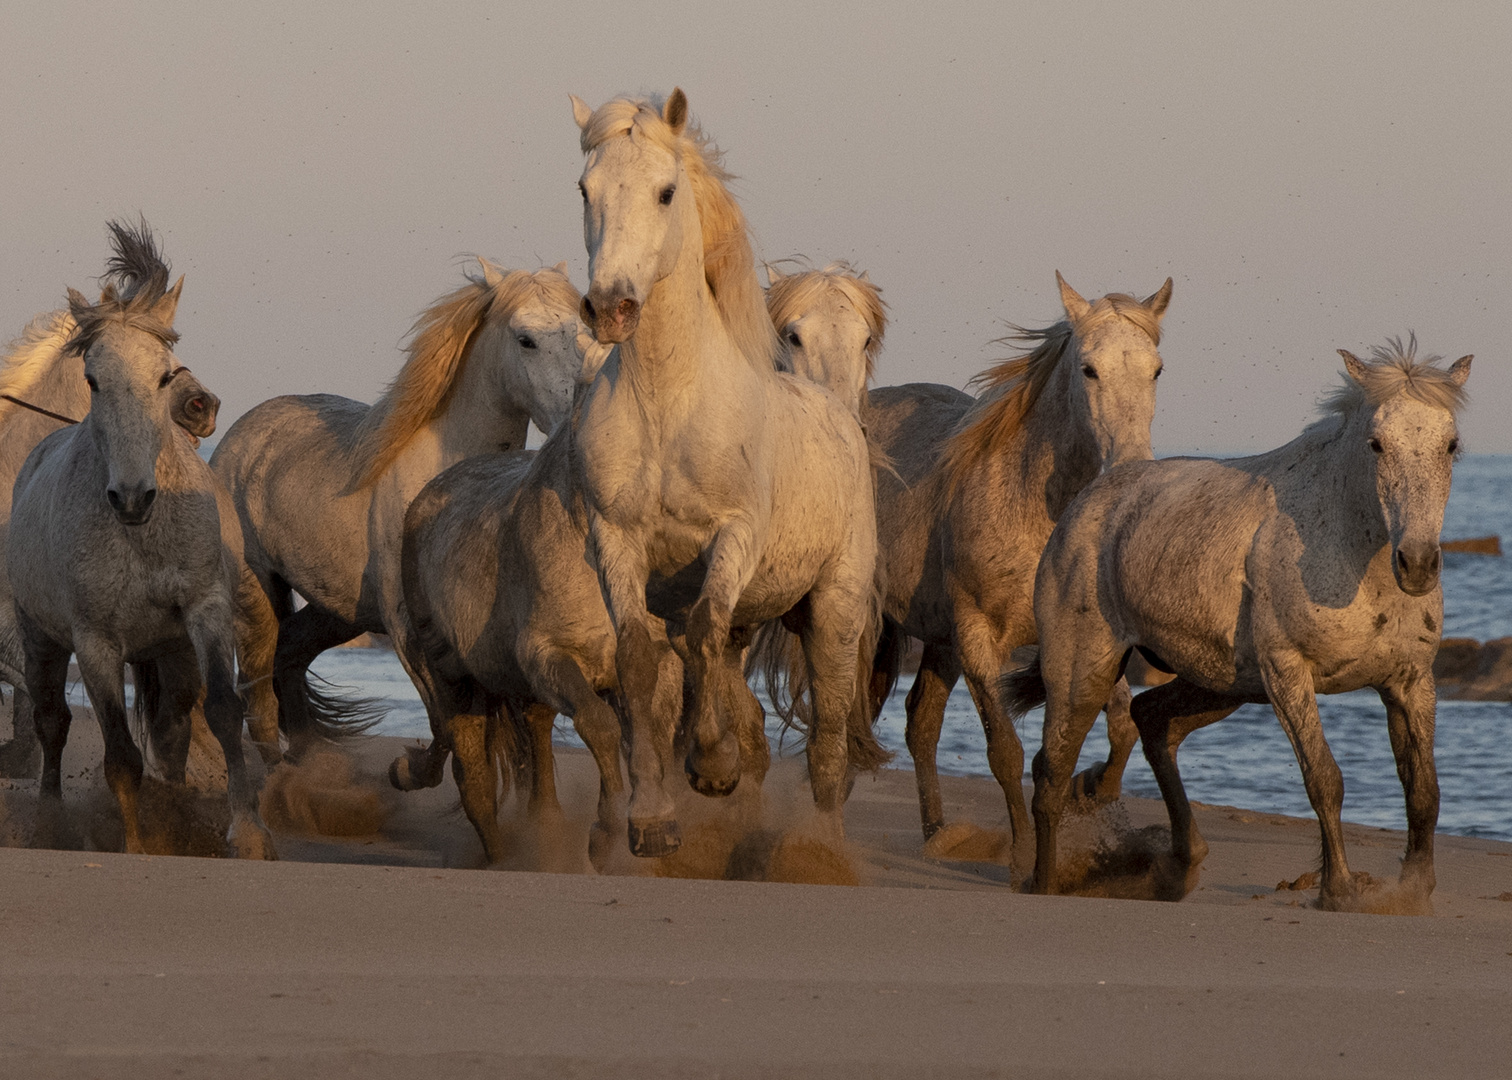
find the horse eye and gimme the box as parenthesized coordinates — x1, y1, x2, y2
(1153, 366, 1163, 380)
(578, 182, 587, 203)
(1369, 438, 1384, 454)
(158, 370, 177, 388)
(85, 375, 98, 392)
(787, 331, 802, 349)
(864, 336, 873, 351)
(1082, 365, 1099, 380)
(1447, 438, 1459, 455)
(518, 335, 538, 350)
(658, 185, 676, 206)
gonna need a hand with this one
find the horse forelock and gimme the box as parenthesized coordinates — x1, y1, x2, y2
(765, 262, 888, 383)
(350, 264, 582, 488)
(1324, 333, 1468, 418)
(580, 93, 777, 373)
(64, 218, 181, 357)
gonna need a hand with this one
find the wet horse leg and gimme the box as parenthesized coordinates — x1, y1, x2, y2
(540, 654, 625, 867)
(1379, 670, 1439, 901)
(800, 588, 868, 841)
(1130, 678, 1241, 869)
(683, 595, 742, 798)
(1261, 650, 1356, 909)
(19, 616, 71, 801)
(0, 684, 40, 778)
(233, 566, 290, 767)
(903, 642, 963, 839)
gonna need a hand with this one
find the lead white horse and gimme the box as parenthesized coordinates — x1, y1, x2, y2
(211, 261, 586, 756)
(570, 89, 878, 855)
(9, 221, 272, 856)
(1011, 339, 1470, 912)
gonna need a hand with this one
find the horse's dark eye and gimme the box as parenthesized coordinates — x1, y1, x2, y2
(1153, 366, 1163, 380)
(864, 336, 873, 351)
(85, 376, 98, 392)
(578, 182, 587, 203)
(1369, 438, 1384, 454)
(1447, 438, 1459, 455)
(159, 371, 177, 388)
(1082, 365, 1098, 380)
(658, 185, 676, 206)
(787, 331, 802, 349)
(518, 335, 538, 350)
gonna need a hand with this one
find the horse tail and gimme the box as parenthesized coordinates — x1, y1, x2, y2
(1001, 650, 1048, 721)
(744, 618, 809, 735)
(129, 661, 162, 752)
(486, 697, 530, 804)
(868, 617, 906, 719)
(279, 669, 385, 746)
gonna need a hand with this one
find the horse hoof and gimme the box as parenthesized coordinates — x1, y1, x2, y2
(229, 817, 278, 861)
(685, 755, 740, 798)
(0, 737, 40, 780)
(628, 817, 682, 858)
(387, 756, 414, 791)
(588, 822, 616, 871)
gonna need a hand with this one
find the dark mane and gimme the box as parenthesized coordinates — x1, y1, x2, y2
(64, 217, 180, 356)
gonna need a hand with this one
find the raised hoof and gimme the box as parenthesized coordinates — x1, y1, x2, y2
(0, 736, 40, 780)
(1069, 763, 1119, 806)
(387, 747, 438, 792)
(628, 817, 682, 858)
(229, 815, 278, 861)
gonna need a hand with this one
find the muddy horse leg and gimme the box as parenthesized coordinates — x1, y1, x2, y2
(1379, 670, 1439, 902)
(1071, 677, 1139, 804)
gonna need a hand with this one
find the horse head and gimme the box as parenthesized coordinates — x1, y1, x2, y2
(1058, 272, 1172, 472)
(767, 263, 886, 417)
(473, 259, 585, 437)
(1338, 341, 1471, 596)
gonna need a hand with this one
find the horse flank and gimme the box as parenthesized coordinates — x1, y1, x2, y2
(931, 292, 1164, 512)
(350, 263, 581, 488)
(578, 94, 777, 373)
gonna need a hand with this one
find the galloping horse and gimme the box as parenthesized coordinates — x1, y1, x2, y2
(868, 274, 1170, 851)
(9, 221, 271, 856)
(396, 262, 888, 866)
(570, 90, 878, 855)
(0, 235, 219, 778)
(1011, 338, 1469, 912)
(211, 262, 586, 757)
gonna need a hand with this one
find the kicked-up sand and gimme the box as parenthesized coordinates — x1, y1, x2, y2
(0, 704, 1510, 1078)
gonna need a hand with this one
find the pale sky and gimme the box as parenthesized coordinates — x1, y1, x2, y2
(3, 1, 1507, 452)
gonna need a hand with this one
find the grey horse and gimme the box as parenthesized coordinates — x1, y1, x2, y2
(1010, 338, 1469, 912)
(9, 221, 271, 856)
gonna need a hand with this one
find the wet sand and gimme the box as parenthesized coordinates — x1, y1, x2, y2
(1, 714, 1510, 1077)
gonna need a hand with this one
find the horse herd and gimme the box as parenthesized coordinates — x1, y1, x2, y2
(0, 89, 1473, 912)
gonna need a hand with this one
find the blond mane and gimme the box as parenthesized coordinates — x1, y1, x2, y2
(1323, 334, 1468, 417)
(933, 292, 1163, 507)
(578, 94, 777, 372)
(765, 261, 887, 383)
(0, 310, 77, 416)
(349, 262, 581, 487)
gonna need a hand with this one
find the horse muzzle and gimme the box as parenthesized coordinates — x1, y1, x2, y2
(582, 291, 640, 344)
(1392, 541, 1441, 597)
(107, 483, 157, 526)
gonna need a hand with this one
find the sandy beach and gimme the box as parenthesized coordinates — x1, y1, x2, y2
(1, 710, 1510, 1078)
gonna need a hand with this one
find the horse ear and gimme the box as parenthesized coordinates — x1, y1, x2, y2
(764, 262, 785, 284)
(1145, 277, 1173, 320)
(1056, 271, 1090, 323)
(553, 260, 568, 276)
(477, 257, 504, 288)
(663, 87, 688, 135)
(1448, 354, 1473, 386)
(570, 94, 593, 131)
(66, 287, 92, 319)
(151, 276, 184, 326)
(858, 270, 872, 282)
(1338, 349, 1371, 384)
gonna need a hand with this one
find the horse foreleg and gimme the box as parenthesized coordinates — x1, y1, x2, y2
(75, 636, 144, 853)
(1379, 671, 1439, 901)
(449, 709, 507, 865)
(540, 654, 625, 869)
(233, 566, 288, 768)
(18, 614, 71, 801)
(1261, 650, 1355, 909)
(800, 593, 867, 842)
(682, 595, 742, 798)
(0, 686, 40, 779)
(903, 643, 961, 839)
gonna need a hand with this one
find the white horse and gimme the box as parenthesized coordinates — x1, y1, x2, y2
(866, 274, 1169, 852)
(210, 261, 586, 757)
(9, 222, 272, 856)
(570, 89, 878, 855)
(1010, 338, 1470, 912)
(0, 248, 219, 777)
(395, 262, 888, 866)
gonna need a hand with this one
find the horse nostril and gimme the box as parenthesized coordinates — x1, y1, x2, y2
(140, 488, 157, 512)
(107, 489, 123, 512)
(617, 298, 638, 319)
(581, 296, 596, 321)
(1396, 550, 1409, 572)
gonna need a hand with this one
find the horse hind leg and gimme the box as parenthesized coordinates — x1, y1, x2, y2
(1071, 676, 1140, 805)
(0, 686, 41, 779)
(902, 643, 961, 840)
(449, 707, 508, 865)
(1130, 678, 1240, 882)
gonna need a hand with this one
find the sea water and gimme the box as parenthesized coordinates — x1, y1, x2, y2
(314, 455, 1512, 842)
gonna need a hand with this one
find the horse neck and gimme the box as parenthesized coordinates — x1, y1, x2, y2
(617, 205, 748, 411)
(427, 336, 534, 466)
(1003, 358, 1101, 524)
